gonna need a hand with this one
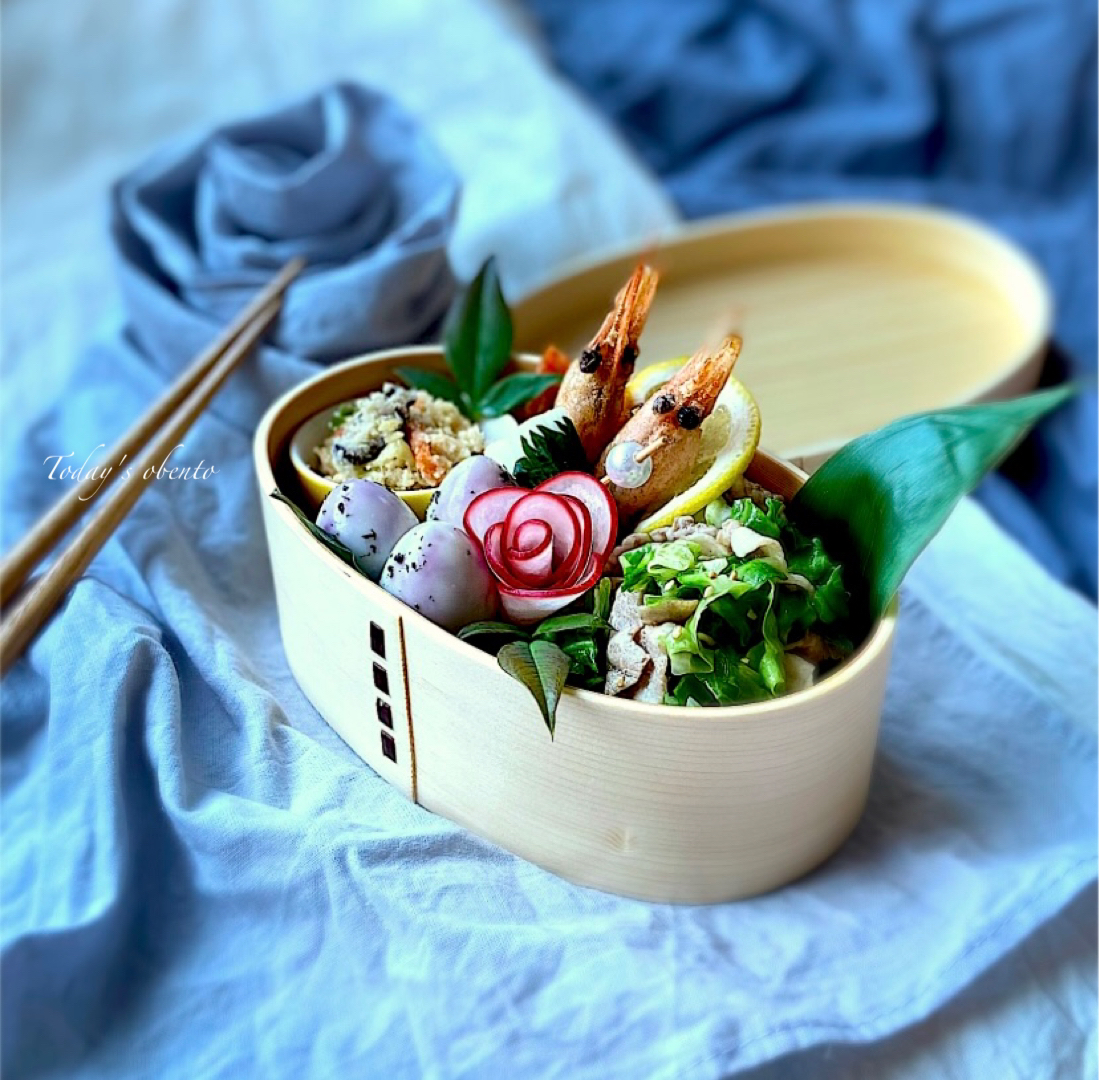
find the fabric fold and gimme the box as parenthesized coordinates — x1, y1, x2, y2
(111, 82, 460, 367)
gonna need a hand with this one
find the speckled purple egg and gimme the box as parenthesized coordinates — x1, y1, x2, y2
(427, 455, 514, 528)
(380, 521, 498, 630)
(316, 479, 417, 580)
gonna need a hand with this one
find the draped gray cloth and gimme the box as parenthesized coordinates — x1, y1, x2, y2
(112, 81, 459, 375)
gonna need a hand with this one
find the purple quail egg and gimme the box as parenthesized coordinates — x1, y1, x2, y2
(428, 455, 515, 528)
(380, 521, 498, 630)
(317, 479, 417, 580)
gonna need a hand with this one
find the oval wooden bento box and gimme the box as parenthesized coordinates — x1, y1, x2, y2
(255, 346, 898, 904)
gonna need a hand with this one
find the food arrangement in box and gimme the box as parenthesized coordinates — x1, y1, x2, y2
(256, 245, 1068, 902)
(276, 259, 1066, 733)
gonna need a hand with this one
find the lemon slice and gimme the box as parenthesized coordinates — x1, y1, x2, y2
(635, 375, 762, 532)
(624, 356, 688, 410)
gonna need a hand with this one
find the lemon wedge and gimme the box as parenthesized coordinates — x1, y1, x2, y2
(624, 356, 688, 410)
(634, 375, 762, 532)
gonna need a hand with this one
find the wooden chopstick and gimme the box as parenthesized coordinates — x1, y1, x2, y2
(0, 256, 304, 609)
(0, 264, 301, 677)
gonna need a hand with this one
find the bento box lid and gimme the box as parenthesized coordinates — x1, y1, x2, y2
(511, 202, 1051, 471)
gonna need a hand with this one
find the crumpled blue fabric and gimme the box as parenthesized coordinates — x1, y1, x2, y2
(524, 0, 1099, 598)
(2, 70, 1096, 1080)
(112, 81, 459, 369)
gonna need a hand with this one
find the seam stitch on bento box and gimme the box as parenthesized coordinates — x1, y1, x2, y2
(672, 859, 1097, 1080)
(397, 615, 419, 803)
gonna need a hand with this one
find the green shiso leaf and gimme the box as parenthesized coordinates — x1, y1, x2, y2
(512, 417, 591, 488)
(790, 386, 1076, 622)
(497, 639, 571, 737)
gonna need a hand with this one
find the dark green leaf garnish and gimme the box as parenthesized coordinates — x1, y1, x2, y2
(791, 386, 1076, 622)
(396, 258, 565, 423)
(392, 367, 464, 405)
(458, 580, 615, 729)
(270, 490, 373, 578)
(532, 613, 610, 638)
(497, 639, 571, 737)
(512, 417, 591, 488)
(476, 373, 563, 418)
(457, 621, 530, 645)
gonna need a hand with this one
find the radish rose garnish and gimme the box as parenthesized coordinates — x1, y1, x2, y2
(463, 472, 618, 624)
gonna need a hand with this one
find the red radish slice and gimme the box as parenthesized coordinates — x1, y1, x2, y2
(544, 494, 592, 586)
(482, 523, 529, 590)
(464, 487, 526, 544)
(496, 556, 605, 624)
(464, 473, 617, 625)
(537, 472, 618, 557)
(507, 523, 554, 584)
(503, 492, 578, 567)
(511, 519, 551, 554)
(508, 552, 555, 586)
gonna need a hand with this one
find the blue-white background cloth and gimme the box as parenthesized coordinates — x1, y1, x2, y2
(528, 0, 1099, 600)
(1, 2, 1096, 1079)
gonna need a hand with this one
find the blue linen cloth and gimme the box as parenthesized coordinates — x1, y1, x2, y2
(113, 81, 459, 369)
(524, 0, 1099, 598)
(2, 74, 1096, 1080)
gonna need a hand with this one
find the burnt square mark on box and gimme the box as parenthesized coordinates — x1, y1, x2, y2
(370, 622, 385, 658)
(377, 698, 393, 728)
(381, 730, 397, 762)
(373, 663, 389, 695)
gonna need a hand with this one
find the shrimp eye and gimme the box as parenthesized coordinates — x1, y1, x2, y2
(620, 344, 638, 367)
(652, 393, 675, 414)
(676, 404, 702, 429)
(579, 348, 602, 373)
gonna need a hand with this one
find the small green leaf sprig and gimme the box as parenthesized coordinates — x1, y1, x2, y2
(395, 258, 561, 421)
(459, 580, 613, 736)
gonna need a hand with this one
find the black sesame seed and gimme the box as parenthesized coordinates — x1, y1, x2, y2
(394, 553, 405, 564)
(579, 348, 602, 374)
(652, 393, 675, 414)
(677, 404, 702, 430)
(337, 502, 346, 514)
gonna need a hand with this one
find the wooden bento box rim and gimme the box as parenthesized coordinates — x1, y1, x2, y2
(253, 345, 898, 724)
(514, 200, 1053, 409)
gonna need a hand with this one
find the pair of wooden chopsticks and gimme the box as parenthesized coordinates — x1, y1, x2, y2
(0, 257, 306, 677)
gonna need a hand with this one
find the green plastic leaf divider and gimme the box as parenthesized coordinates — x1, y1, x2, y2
(497, 639, 571, 737)
(790, 385, 1077, 623)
